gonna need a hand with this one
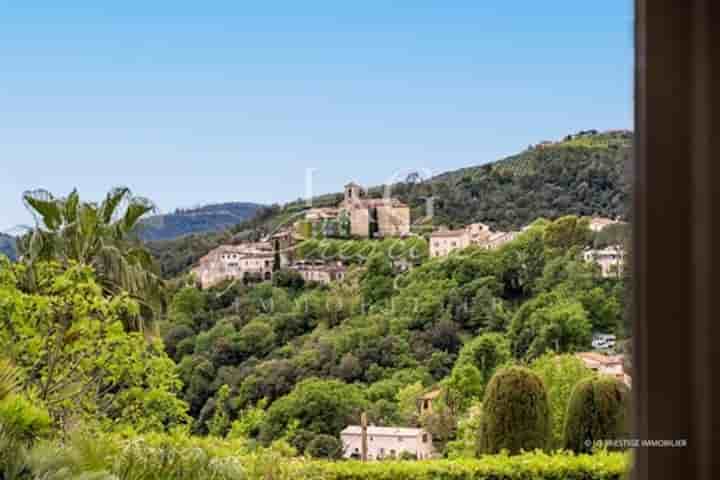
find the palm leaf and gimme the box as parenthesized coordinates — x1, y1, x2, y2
(23, 190, 62, 231)
(100, 187, 130, 225)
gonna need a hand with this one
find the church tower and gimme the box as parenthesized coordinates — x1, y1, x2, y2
(344, 182, 364, 203)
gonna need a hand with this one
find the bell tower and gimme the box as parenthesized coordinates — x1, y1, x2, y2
(344, 182, 364, 203)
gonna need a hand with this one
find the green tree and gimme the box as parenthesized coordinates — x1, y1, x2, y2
(530, 353, 594, 448)
(0, 259, 188, 431)
(563, 375, 631, 453)
(260, 378, 366, 442)
(543, 215, 592, 251)
(454, 333, 511, 390)
(510, 292, 592, 359)
(305, 434, 343, 459)
(478, 366, 550, 455)
(18, 187, 164, 330)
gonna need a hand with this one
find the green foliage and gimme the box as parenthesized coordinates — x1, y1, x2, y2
(316, 450, 628, 479)
(0, 260, 188, 431)
(18, 187, 164, 330)
(510, 292, 592, 359)
(529, 353, 594, 448)
(22, 431, 629, 480)
(260, 378, 367, 442)
(0, 394, 52, 446)
(207, 385, 231, 437)
(543, 215, 592, 251)
(478, 366, 550, 455)
(305, 434, 343, 459)
(563, 375, 631, 454)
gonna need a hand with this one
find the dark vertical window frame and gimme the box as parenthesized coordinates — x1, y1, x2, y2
(634, 1, 719, 478)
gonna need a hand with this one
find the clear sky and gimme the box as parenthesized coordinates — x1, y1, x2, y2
(0, 1, 633, 232)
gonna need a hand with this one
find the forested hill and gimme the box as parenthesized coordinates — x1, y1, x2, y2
(137, 201, 264, 241)
(384, 129, 632, 231)
(0, 233, 16, 261)
(151, 129, 632, 277)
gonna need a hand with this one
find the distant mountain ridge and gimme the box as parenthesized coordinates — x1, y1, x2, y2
(0, 233, 17, 261)
(137, 201, 264, 241)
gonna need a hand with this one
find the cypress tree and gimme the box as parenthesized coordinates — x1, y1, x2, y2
(563, 375, 630, 453)
(478, 366, 551, 454)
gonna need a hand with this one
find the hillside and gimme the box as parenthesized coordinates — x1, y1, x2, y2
(137, 201, 264, 241)
(0, 233, 16, 260)
(151, 130, 632, 276)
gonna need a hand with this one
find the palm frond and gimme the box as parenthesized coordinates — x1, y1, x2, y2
(23, 190, 62, 231)
(0, 358, 20, 401)
(100, 187, 131, 225)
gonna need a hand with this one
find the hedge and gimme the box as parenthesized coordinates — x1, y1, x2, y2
(315, 451, 629, 480)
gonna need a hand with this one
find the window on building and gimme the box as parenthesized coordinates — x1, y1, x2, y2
(422, 434, 428, 443)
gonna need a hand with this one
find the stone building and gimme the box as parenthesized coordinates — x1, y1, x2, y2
(429, 222, 516, 257)
(192, 242, 277, 288)
(288, 260, 347, 285)
(340, 426, 435, 460)
(339, 182, 411, 238)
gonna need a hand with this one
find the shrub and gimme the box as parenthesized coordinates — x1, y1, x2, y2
(305, 434, 343, 459)
(563, 375, 631, 454)
(316, 450, 629, 479)
(477, 366, 550, 454)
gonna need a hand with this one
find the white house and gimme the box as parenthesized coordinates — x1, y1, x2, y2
(340, 426, 434, 460)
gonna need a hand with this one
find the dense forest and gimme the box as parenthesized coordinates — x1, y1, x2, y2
(151, 130, 632, 277)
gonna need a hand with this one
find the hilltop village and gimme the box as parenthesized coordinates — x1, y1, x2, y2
(192, 181, 626, 289)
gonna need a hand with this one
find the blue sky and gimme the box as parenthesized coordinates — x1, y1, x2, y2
(0, 1, 633, 232)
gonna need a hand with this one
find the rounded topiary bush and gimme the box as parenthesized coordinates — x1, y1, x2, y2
(478, 366, 550, 454)
(305, 434, 343, 459)
(563, 375, 630, 453)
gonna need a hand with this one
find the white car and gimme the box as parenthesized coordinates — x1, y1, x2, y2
(592, 334, 617, 350)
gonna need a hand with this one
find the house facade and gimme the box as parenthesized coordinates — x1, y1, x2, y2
(576, 352, 631, 387)
(289, 260, 347, 285)
(429, 222, 516, 257)
(192, 243, 277, 288)
(340, 426, 434, 460)
(583, 246, 625, 278)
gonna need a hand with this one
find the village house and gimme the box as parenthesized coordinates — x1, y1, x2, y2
(484, 230, 518, 250)
(429, 222, 517, 258)
(583, 246, 625, 278)
(576, 352, 632, 387)
(588, 216, 621, 232)
(191, 242, 277, 288)
(340, 426, 435, 460)
(288, 260, 347, 285)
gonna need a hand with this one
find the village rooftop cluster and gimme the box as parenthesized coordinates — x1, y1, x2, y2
(192, 181, 626, 291)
